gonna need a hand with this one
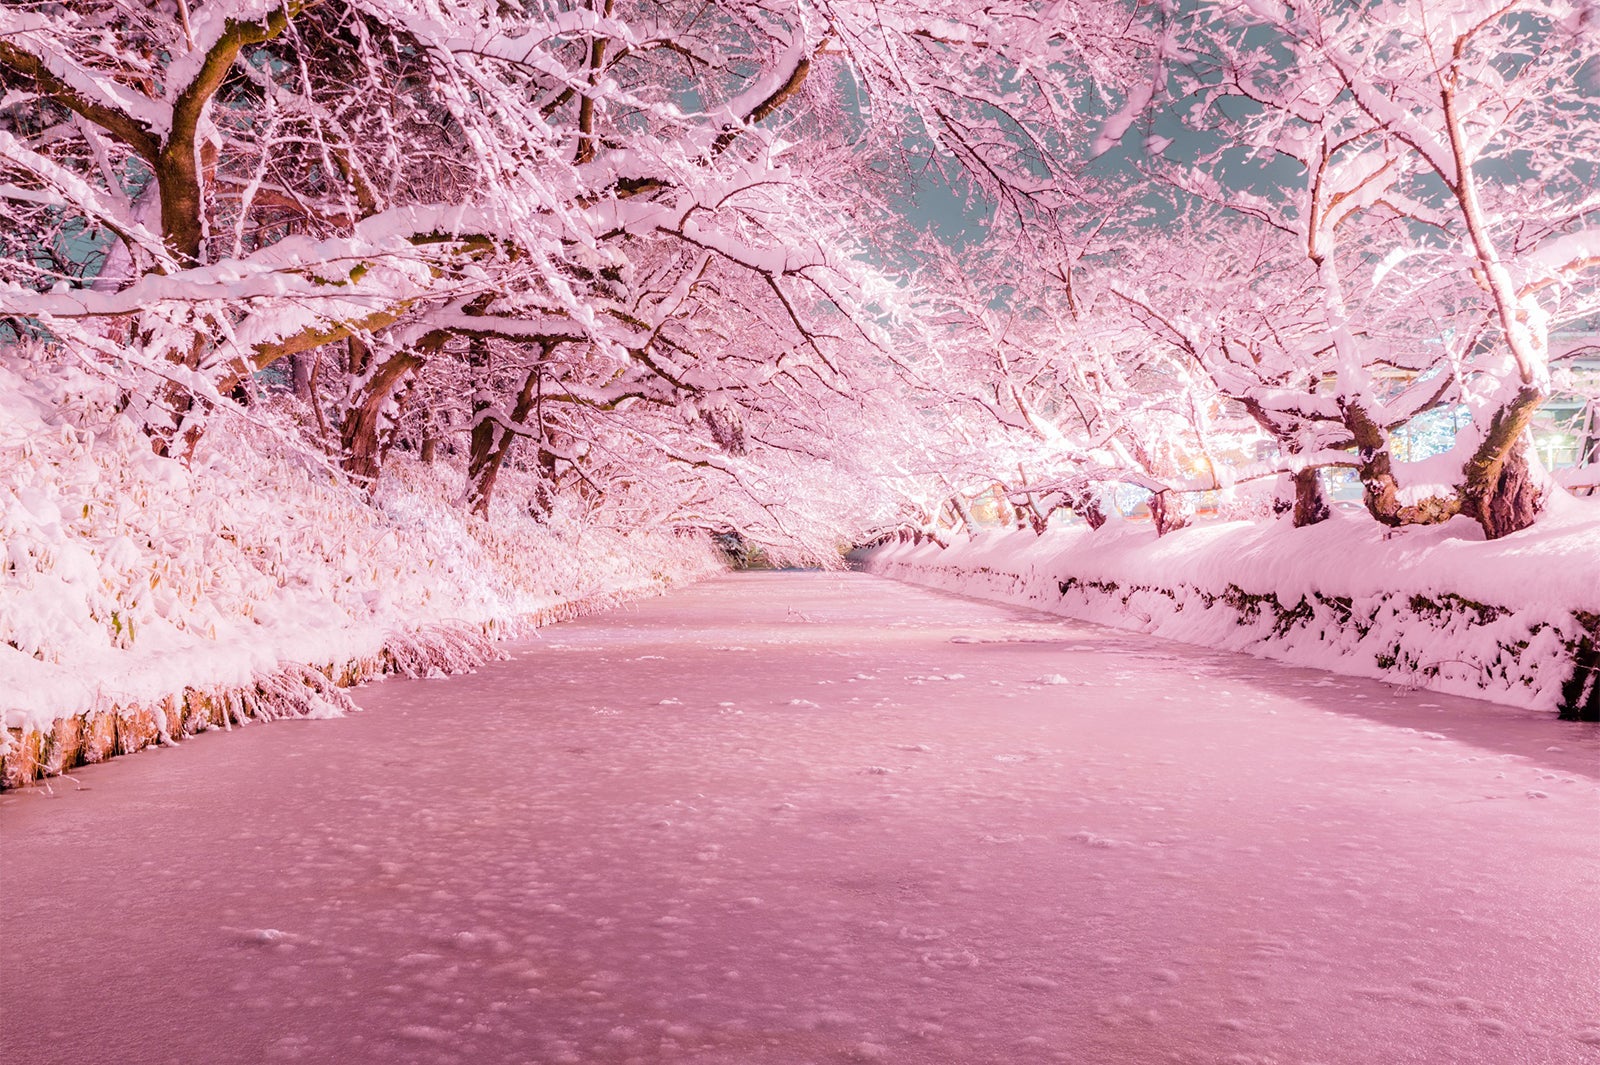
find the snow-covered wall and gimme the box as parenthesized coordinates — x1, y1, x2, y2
(0, 356, 724, 788)
(861, 504, 1600, 720)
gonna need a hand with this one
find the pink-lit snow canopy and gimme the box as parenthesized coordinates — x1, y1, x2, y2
(0, 0, 1595, 560)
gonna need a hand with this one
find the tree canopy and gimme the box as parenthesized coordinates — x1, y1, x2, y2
(2, 0, 1596, 557)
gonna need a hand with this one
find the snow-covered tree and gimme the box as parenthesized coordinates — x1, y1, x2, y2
(1128, 0, 1600, 537)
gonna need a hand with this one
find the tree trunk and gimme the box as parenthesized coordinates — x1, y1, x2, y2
(290, 351, 314, 402)
(463, 337, 498, 509)
(378, 373, 415, 467)
(467, 364, 545, 518)
(465, 414, 498, 507)
(949, 494, 980, 537)
(1067, 489, 1106, 530)
(528, 447, 560, 523)
(341, 345, 423, 488)
(1150, 490, 1191, 537)
(1013, 466, 1049, 533)
(1341, 397, 1459, 528)
(1274, 467, 1330, 528)
(1459, 386, 1549, 540)
(1462, 434, 1545, 540)
(1014, 497, 1043, 533)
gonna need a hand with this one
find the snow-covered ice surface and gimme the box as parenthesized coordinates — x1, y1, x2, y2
(3, 572, 1598, 1065)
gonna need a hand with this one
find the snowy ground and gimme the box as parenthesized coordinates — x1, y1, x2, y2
(3, 573, 1598, 1065)
(861, 500, 1600, 715)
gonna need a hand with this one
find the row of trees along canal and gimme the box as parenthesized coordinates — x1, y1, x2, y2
(2, 0, 1597, 558)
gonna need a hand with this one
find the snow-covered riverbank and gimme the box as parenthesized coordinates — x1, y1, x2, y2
(861, 502, 1600, 720)
(0, 357, 722, 787)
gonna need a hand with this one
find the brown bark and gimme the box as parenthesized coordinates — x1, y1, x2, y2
(464, 339, 501, 515)
(572, 1, 616, 166)
(948, 494, 980, 537)
(1466, 439, 1542, 540)
(1342, 397, 1459, 528)
(158, 6, 297, 265)
(1290, 468, 1330, 527)
(468, 354, 558, 518)
(1014, 467, 1049, 532)
(1240, 397, 1331, 528)
(465, 413, 498, 504)
(1016, 500, 1047, 533)
(0, 42, 160, 162)
(1459, 386, 1547, 539)
(290, 351, 314, 402)
(341, 343, 423, 487)
(1272, 466, 1330, 527)
(1343, 385, 1546, 539)
(709, 36, 815, 157)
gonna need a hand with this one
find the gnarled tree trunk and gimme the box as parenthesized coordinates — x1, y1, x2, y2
(341, 336, 424, 488)
(1341, 397, 1460, 528)
(1459, 386, 1548, 540)
(1343, 385, 1549, 540)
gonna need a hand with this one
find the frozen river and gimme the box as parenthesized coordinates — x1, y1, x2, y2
(4, 572, 1598, 1065)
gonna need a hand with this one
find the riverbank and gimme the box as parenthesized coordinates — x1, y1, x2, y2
(0, 355, 722, 788)
(860, 500, 1600, 720)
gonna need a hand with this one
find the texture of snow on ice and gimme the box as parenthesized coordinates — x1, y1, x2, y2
(3, 572, 1597, 1065)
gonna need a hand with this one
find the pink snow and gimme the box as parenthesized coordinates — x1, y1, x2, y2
(3, 573, 1597, 1064)
(867, 494, 1600, 710)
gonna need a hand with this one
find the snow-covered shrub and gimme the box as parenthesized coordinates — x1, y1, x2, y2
(0, 348, 722, 786)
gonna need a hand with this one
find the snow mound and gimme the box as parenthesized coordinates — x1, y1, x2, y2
(0, 352, 722, 786)
(863, 515, 1600, 718)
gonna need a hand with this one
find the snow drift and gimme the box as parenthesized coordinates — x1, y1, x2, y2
(0, 351, 722, 788)
(861, 505, 1600, 720)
